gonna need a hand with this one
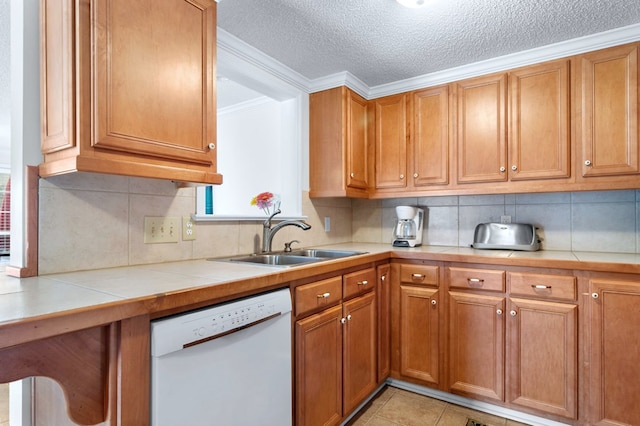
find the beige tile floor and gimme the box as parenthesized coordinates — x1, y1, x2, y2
(347, 387, 530, 426)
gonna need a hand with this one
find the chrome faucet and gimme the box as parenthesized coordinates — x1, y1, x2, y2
(262, 209, 311, 252)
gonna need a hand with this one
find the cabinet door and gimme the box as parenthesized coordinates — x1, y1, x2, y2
(374, 93, 408, 189)
(93, 0, 217, 166)
(399, 285, 440, 385)
(589, 279, 640, 425)
(343, 292, 377, 415)
(506, 298, 577, 419)
(449, 292, 505, 402)
(455, 73, 508, 184)
(509, 60, 571, 181)
(412, 86, 450, 187)
(295, 305, 343, 426)
(579, 43, 639, 177)
(347, 90, 370, 189)
(377, 264, 391, 382)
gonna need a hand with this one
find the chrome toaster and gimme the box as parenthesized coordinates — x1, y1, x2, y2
(471, 223, 540, 251)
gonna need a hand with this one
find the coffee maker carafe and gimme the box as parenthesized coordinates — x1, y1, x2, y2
(393, 206, 424, 247)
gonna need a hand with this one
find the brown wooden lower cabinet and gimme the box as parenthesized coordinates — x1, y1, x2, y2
(294, 268, 377, 426)
(447, 266, 579, 422)
(506, 297, 577, 419)
(448, 291, 505, 402)
(589, 278, 640, 425)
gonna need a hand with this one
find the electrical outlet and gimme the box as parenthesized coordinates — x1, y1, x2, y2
(182, 216, 196, 241)
(143, 217, 180, 243)
(324, 216, 331, 232)
(500, 215, 512, 224)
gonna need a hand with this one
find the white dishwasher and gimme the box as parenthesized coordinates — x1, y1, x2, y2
(150, 288, 292, 426)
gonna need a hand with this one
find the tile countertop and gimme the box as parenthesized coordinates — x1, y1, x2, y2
(2, 242, 640, 348)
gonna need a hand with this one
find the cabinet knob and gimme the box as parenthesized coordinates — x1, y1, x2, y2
(317, 292, 330, 299)
(350, 172, 355, 178)
(511, 165, 517, 171)
(431, 299, 437, 306)
(510, 310, 517, 317)
(399, 174, 405, 179)
(208, 143, 215, 150)
(592, 292, 599, 299)
(381, 275, 386, 282)
(585, 160, 592, 166)
(496, 309, 503, 315)
(347, 314, 352, 321)
(499, 167, 506, 172)
(413, 173, 419, 178)
(341, 317, 347, 324)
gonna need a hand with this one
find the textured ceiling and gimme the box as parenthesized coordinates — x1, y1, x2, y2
(217, 0, 640, 87)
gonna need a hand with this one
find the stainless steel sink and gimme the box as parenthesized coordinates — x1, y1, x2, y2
(214, 248, 367, 267)
(286, 249, 366, 258)
(229, 254, 323, 266)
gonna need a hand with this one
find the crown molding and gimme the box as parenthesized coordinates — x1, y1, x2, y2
(369, 22, 640, 98)
(218, 22, 640, 100)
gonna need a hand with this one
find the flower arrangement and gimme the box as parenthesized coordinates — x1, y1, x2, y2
(250, 191, 281, 215)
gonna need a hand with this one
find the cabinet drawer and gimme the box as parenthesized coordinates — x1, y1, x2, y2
(399, 264, 439, 286)
(449, 267, 505, 292)
(509, 272, 577, 301)
(295, 276, 342, 317)
(343, 268, 376, 299)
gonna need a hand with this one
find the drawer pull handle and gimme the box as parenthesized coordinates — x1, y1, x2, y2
(412, 273, 425, 281)
(468, 278, 484, 287)
(357, 280, 368, 286)
(317, 292, 330, 299)
(532, 285, 551, 289)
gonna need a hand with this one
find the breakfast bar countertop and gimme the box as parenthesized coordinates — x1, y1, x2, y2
(3, 242, 640, 348)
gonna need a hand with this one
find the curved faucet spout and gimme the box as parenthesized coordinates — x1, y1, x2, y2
(262, 210, 311, 252)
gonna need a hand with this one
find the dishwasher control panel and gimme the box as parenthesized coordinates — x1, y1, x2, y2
(151, 288, 292, 357)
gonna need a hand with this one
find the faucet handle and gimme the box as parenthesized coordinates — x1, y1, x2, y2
(283, 240, 300, 252)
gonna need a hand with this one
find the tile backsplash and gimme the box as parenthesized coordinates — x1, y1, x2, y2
(38, 172, 640, 274)
(38, 173, 352, 274)
(352, 190, 640, 253)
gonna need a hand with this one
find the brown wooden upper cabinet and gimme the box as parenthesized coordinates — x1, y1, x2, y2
(40, 0, 222, 185)
(455, 72, 509, 184)
(509, 60, 571, 181)
(372, 86, 450, 193)
(309, 87, 370, 198)
(576, 43, 639, 178)
(373, 93, 408, 190)
(455, 59, 570, 185)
